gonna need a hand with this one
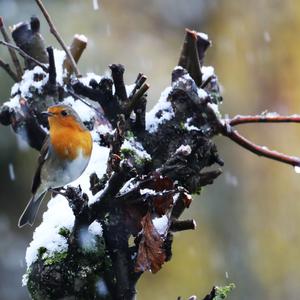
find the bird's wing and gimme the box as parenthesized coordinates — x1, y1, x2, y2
(31, 136, 50, 194)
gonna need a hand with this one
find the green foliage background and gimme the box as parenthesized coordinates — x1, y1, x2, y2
(1, 1, 300, 299)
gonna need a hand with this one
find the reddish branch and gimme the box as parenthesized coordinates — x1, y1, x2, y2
(218, 114, 300, 167)
(229, 114, 300, 126)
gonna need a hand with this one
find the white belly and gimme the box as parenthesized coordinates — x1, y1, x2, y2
(42, 150, 90, 189)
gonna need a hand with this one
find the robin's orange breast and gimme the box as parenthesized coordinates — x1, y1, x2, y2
(50, 127, 93, 160)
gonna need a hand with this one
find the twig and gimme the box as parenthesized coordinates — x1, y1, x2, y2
(35, 0, 81, 77)
(0, 58, 19, 82)
(63, 34, 87, 77)
(0, 16, 22, 80)
(129, 74, 147, 99)
(221, 122, 300, 167)
(46, 47, 56, 86)
(229, 114, 300, 126)
(132, 95, 147, 133)
(170, 219, 196, 232)
(126, 83, 149, 116)
(110, 64, 128, 102)
(0, 40, 48, 72)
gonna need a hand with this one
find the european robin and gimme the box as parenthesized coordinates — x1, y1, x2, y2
(18, 105, 93, 227)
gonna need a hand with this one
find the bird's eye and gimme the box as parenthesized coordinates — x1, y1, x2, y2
(61, 110, 68, 117)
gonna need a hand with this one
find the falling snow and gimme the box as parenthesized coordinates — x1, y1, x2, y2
(8, 163, 15, 181)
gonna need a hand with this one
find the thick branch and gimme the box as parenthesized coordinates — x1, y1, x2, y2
(46, 46, 56, 86)
(63, 34, 87, 77)
(110, 64, 128, 102)
(178, 28, 202, 86)
(35, 0, 81, 77)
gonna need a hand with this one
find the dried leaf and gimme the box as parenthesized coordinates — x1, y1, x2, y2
(140, 173, 175, 216)
(140, 172, 174, 192)
(182, 192, 192, 208)
(152, 191, 174, 216)
(135, 212, 166, 273)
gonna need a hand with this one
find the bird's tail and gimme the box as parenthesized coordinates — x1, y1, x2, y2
(18, 191, 47, 228)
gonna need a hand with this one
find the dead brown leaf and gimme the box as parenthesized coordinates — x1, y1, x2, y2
(135, 212, 166, 273)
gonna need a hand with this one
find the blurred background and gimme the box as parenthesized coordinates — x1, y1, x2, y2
(1, 0, 300, 299)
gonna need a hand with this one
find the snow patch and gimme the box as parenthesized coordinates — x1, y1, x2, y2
(22, 273, 28, 287)
(119, 178, 138, 195)
(197, 88, 208, 99)
(152, 215, 169, 236)
(146, 86, 174, 133)
(74, 34, 88, 43)
(198, 32, 209, 40)
(175, 144, 192, 156)
(53, 49, 66, 85)
(62, 96, 96, 123)
(201, 66, 214, 82)
(184, 117, 201, 132)
(140, 188, 156, 195)
(121, 138, 151, 160)
(88, 220, 103, 236)
(25, 196, 75, 268)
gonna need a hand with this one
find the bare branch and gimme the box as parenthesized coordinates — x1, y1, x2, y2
(129, 74, 147, 99)
(178, 28, 202, 86)
(220, 122, 300, 167)
(35, 0, 81, 77)
(63, 34, 87, 77)
(0, 40, 48, 72)
(46, 46, 56, 86)
(0, 58, 19, 82)
(126, 83, 149, 116)
(0, 16, 22, 80)
(170, 219, 196, 232)
(229, 114, 300, 126)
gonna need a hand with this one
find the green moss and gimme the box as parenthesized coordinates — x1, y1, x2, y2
(120, 148, 135, 157)
(44, 251, 68, 266)
(58, 227, 71, 238)
(37, 247, 47, 258)
(179, 121, 186, 130)
(125, 130, 134, 139)
(214, 283, 235, 300)
(194, 186, 202, 195)
(121, 147, 151, 167)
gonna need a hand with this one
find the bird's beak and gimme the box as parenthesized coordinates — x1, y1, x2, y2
(41, 111, 54, 117)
